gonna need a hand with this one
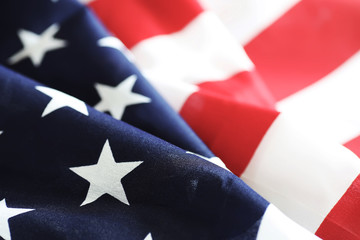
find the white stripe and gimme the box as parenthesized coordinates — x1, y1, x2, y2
(242, 113, 360, 232)
(131, 11, 254, 111)
(277, 50, 360, 144)
(198, 0, 300, 45)
(141, 74, 198, 112)
(257, 204, 320, 240)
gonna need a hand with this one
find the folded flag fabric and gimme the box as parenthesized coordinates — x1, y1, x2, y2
(200, 0, 360, 239)
(0, 0, 215, 163)
(0, 65, 319, 239)
(203, 0, 360, 156)
(85, 0, 360, 239)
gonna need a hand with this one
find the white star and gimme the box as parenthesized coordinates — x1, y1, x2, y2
(0, 199, 33, 240)
(94, 75, 151, 120)
(36, 86, 88, 117)
(98, 36, 135, 62)
(144, 233, 153, 240)
(70, 140, 143, 206)
(8, 24, 67, 67)
(0, 131, 2, 135)
(186, 151, 229, 171)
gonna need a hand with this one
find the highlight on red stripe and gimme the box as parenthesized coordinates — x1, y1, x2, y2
(316, 175, 360, 240)
(89, 0, 203, 48)
(245, 0, 360, 101)
(198, 71, 276, 109)
(344, 136, 360, 158)
(180, 72, 279, 175)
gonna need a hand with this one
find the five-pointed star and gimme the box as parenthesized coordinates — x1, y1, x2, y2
(186, 151, 229, 171)
(0, 199, 33, 240)
(70, 139, 143, 206)
(98, 36, 135, 62)
(36, 86, 89, 117)
(8, 24, 67, 67)
(94, 75, 151, 120)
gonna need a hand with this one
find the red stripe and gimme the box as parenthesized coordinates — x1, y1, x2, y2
(316, 175, 360, 240)
(245, 0, 360, 101)
(180, 72, 279, 175)
(89, 0, 203, 48)
(344, 136, 360, 158)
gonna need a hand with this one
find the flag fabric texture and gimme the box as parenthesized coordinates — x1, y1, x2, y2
(0, 0, 319, 239)
(85, 0, 360, 239)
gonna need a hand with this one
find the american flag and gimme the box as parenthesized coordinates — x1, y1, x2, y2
(0, 0, 318, 239)
(0, 0, 358, 239)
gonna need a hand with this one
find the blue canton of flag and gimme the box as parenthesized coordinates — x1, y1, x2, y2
(0, 0, 213, 160)
(0, 65, 269, 239)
